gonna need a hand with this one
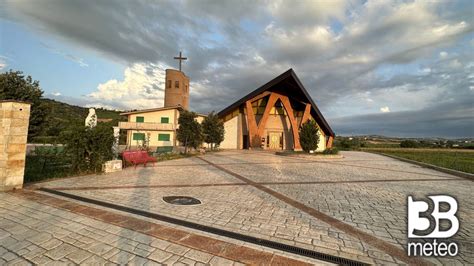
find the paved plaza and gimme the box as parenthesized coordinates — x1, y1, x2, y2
(1, 151, 472, 265)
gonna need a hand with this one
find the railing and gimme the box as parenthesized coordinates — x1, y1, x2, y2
(118, 121, 175, 131)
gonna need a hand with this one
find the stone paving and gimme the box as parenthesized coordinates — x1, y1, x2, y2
(1, 150, 472, 265)
(0, 192, 245, 265)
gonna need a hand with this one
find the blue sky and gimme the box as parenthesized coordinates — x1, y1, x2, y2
(0, 0, 473, 137)
(1, 18, 124, 99)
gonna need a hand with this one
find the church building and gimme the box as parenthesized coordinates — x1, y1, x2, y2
(218, 69, 334, 151)
(120, 52, 334, 152)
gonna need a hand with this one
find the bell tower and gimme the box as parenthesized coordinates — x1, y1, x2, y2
(164, 52, 190, 109)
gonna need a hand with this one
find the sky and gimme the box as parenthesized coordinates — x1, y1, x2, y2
(0, 0, 473, 138)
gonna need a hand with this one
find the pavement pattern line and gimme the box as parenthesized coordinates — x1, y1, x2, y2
(202, 152, 457, 179)
(34, 188, 369, 266)
(43, 177, 463, 191)
(196, 156, 431, 266)
(9, 189, 314, 266)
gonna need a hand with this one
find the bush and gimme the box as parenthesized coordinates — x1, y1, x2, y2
(24, 146, 71, 183)
(29, 136, 59, 144)
(335, 137, 363, 150)
(300, 120, 320, 152)
(322, 148, 339, 154)
(60, 123, 115, 173)
(400, 140, 419, 148)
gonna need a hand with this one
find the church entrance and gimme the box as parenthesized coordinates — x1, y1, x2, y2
(268, 132, 283, 150)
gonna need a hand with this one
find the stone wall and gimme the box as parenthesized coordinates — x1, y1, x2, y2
(0, 101, 31, 191)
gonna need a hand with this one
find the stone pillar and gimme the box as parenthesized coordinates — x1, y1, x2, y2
(0, 101, 31, 191)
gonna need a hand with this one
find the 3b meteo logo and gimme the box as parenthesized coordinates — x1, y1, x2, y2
(407, 195, 459, 257)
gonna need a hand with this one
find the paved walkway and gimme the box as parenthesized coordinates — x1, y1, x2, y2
(1, 151, 472, 265)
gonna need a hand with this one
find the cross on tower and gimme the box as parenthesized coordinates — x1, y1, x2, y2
(173, 51, 187, 71)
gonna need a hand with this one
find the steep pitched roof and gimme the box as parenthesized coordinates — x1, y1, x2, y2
(217, 69, 335, 137)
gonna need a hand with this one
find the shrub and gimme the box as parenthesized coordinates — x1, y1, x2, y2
(400, 140, 419, 148)
(335, 137, 363, 150)
(60, 123, 114, 173)
(299, 120, 320, 152)
(322, 148, 339, 154)
(24, 146, 71, 183)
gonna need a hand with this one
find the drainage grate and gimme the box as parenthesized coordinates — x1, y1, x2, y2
(163, 196, 201, 205)
(39, 187, 369, 266)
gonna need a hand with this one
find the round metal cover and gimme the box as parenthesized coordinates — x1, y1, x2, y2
(163, 196, 201, 205)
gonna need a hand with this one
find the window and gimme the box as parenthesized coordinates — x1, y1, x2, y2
(133, 133, 145, 141)
(167, 80, 171, 88)
(175, 81, 179, 88)
(136, 116, 144, 123)
(158, 134, 170, 141)
(160, 117, 169, 123)
(185, 85, 188, 92)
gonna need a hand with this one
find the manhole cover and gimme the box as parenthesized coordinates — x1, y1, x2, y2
(163, 196, 201, 205)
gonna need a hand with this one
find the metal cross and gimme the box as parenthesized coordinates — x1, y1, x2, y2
(173, 51, 187, 71)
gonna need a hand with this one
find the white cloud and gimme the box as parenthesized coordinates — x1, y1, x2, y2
(87, 63, 167, 110)
(268, 0, 347, 27)
(448, 59, 462, 69)
(380, 106, 390, 113)
(51, 92, 61, 96)
(2, 0, 473, 137)
(40, 42, 89, 67)
(0, 57, 7, 70)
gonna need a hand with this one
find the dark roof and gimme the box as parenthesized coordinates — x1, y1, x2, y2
(217, 69, 335, 137)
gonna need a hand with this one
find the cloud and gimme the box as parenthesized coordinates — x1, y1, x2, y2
(380, 106, 390, 113)
(0, 56, 7, 70)
(2, 0, 473, 137)
(40, 42, 88, 67)
(51, 92, 61, 96)
(87, 63, 167, 110)
(332, 99, 474, 138)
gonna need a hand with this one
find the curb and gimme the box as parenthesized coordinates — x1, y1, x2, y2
(371, 152, 474, 181)
(274, 152, 343, 159)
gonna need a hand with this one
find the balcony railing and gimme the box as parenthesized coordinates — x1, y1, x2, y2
(118, 121, 175, 131)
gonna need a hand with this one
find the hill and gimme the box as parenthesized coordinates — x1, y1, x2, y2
(32, 98, 126, 143)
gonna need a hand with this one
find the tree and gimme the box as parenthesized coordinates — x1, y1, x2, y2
(299, 119, 320, 152)
(0, 70, 48, 140)
(202, 111, 225, 150)
(176, 110, 202, 154)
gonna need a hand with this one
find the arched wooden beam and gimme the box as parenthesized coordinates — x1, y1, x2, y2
(300, 103, 312, 127)
(256, 93, 279, 138)
(278, 94, 302, 150)
(327, 136, 334, 148)
(246, 91, 304, 150)
(245, 100, 259, 148)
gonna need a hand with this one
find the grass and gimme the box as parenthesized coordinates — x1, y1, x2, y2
(363, 148, 474, 174)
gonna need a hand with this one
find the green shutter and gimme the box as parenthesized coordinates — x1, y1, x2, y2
(161, 117, 169, 123)
(136, 116, 144, 123)
(158, 134, 170, 141)
(133, 133, 145, 141)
